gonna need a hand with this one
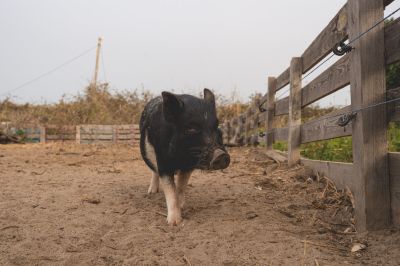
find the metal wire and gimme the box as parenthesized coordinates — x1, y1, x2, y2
(302, 6, 400, 83)
(259, 95, 400, 137)
(1, 45, 97, 97)
(349, 7, 400, 46)
(259, 6, 400, 109)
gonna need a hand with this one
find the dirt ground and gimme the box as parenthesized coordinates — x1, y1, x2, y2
(0, 143, 399, 266)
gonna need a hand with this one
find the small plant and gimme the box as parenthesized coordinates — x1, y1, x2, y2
(273, 141, 288, 152)
(301, 137, 353, 163)
(389, 122, 400, 152)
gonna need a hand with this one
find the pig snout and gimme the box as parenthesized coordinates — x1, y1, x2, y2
(210, 149, 230, 170)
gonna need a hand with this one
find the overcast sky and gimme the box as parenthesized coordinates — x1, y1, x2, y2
(0, 0, 398, 105)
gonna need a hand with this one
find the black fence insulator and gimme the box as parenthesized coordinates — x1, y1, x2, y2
(333, 41, 353, 56)
(258, 105, 266, 113)
(337, 112, 357, 131)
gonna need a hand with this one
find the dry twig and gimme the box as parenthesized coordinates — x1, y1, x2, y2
(1, 225, 19, 230)
(155, 211, 167, 217)
(183, 255, 192, 266)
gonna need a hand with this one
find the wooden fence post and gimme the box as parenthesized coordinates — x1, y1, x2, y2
(252, 113, 259, 146)
(348, 0, 390, 231)
(267, 77, 277, 150)
(39, 126, 46, 144)
(229, 118, 235, 145)
(251, 98, 260, 146)
(234, 115, 244, 145)
(245, 109, 251, 146)
(76, 125, 81, 144)
(288, 57, 303, 167)
(222, 120, 231, 145)
(113, 126, 118, 144)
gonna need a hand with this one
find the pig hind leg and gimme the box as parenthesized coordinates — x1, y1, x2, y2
(160, 175, 182, 225)
(176, 170, 192, 210)
(148, 171, 159, 194)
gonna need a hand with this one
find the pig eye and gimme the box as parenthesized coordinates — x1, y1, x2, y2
(184, 128, 200, 135)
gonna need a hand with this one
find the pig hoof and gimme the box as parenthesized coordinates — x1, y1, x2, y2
(147, 186, 159, 194)
(166, 213, 183, 226)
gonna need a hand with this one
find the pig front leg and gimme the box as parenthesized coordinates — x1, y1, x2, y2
(147, 172, 160, 194)
(176, 170, 192, 210)
(160, 175, 182, 225)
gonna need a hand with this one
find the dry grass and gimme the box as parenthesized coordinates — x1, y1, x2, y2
(0, 84, 152, 127)
(0, 84, 255, 128)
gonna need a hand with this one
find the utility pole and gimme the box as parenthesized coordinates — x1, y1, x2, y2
(92, 37, 102, 88)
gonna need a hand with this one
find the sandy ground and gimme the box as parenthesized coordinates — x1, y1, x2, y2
(0, 143, 399, 266)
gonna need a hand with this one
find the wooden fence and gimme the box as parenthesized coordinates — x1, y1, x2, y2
(8, 124, 140, 144)
(220, 0, 400, 231)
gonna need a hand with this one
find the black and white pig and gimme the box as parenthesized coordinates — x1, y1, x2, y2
(139, 89, 230, 225)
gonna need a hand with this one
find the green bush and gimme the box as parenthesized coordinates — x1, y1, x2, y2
(389, 122, 400, 152)
(300, 137, 353, 163)
(272, 123, 400, 163)
(273, 141, 287, 151)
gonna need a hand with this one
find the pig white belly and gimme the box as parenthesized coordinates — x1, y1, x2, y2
(144, 131, 158, 172)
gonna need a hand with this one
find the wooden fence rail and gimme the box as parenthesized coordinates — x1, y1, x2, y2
(2, 124, 140, 145)
(220, 0, 400, 231)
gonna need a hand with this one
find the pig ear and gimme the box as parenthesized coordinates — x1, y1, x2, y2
(203, 88, 215, 105)
(162, 91, 184, 122)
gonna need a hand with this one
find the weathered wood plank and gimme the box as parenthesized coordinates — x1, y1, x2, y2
(25, 133, 40, 139)
(384, 0, 395, 7)
(114, 124, 139, 130)
(389, 152, 400, 226)
(47, 140, 76, 143)
(80, 134, 114, 140)
(288, 57, 303, 167)
(301, 159, 354, 191)
(80, 129, 114, 134)
(275, 96, 289, 116)
(385, 17, 400, 65)
(80, 125, 114, 130)
(302, 54, 350, 107)
(80, 139, 114, 144)
(276, 68, 290, 91)
(302, 4, 348, 73)
(266, 150, 287, 163)
(274, 127, 288, 141)
(388, 87, 400, 122)
(46, 135, 76, 140)
(116, 139, 137, 144)
(113, 133, 136, 140)
(348, 0, 390, 231)
(267, 77, 277, 149)
(117, 129, 140, 134)
(301, 106, 352, 144)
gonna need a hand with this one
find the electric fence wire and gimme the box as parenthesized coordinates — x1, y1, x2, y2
(269, 6, 400, 103)
(259, 95, 400, 137)
(0, 45, 97, 97)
